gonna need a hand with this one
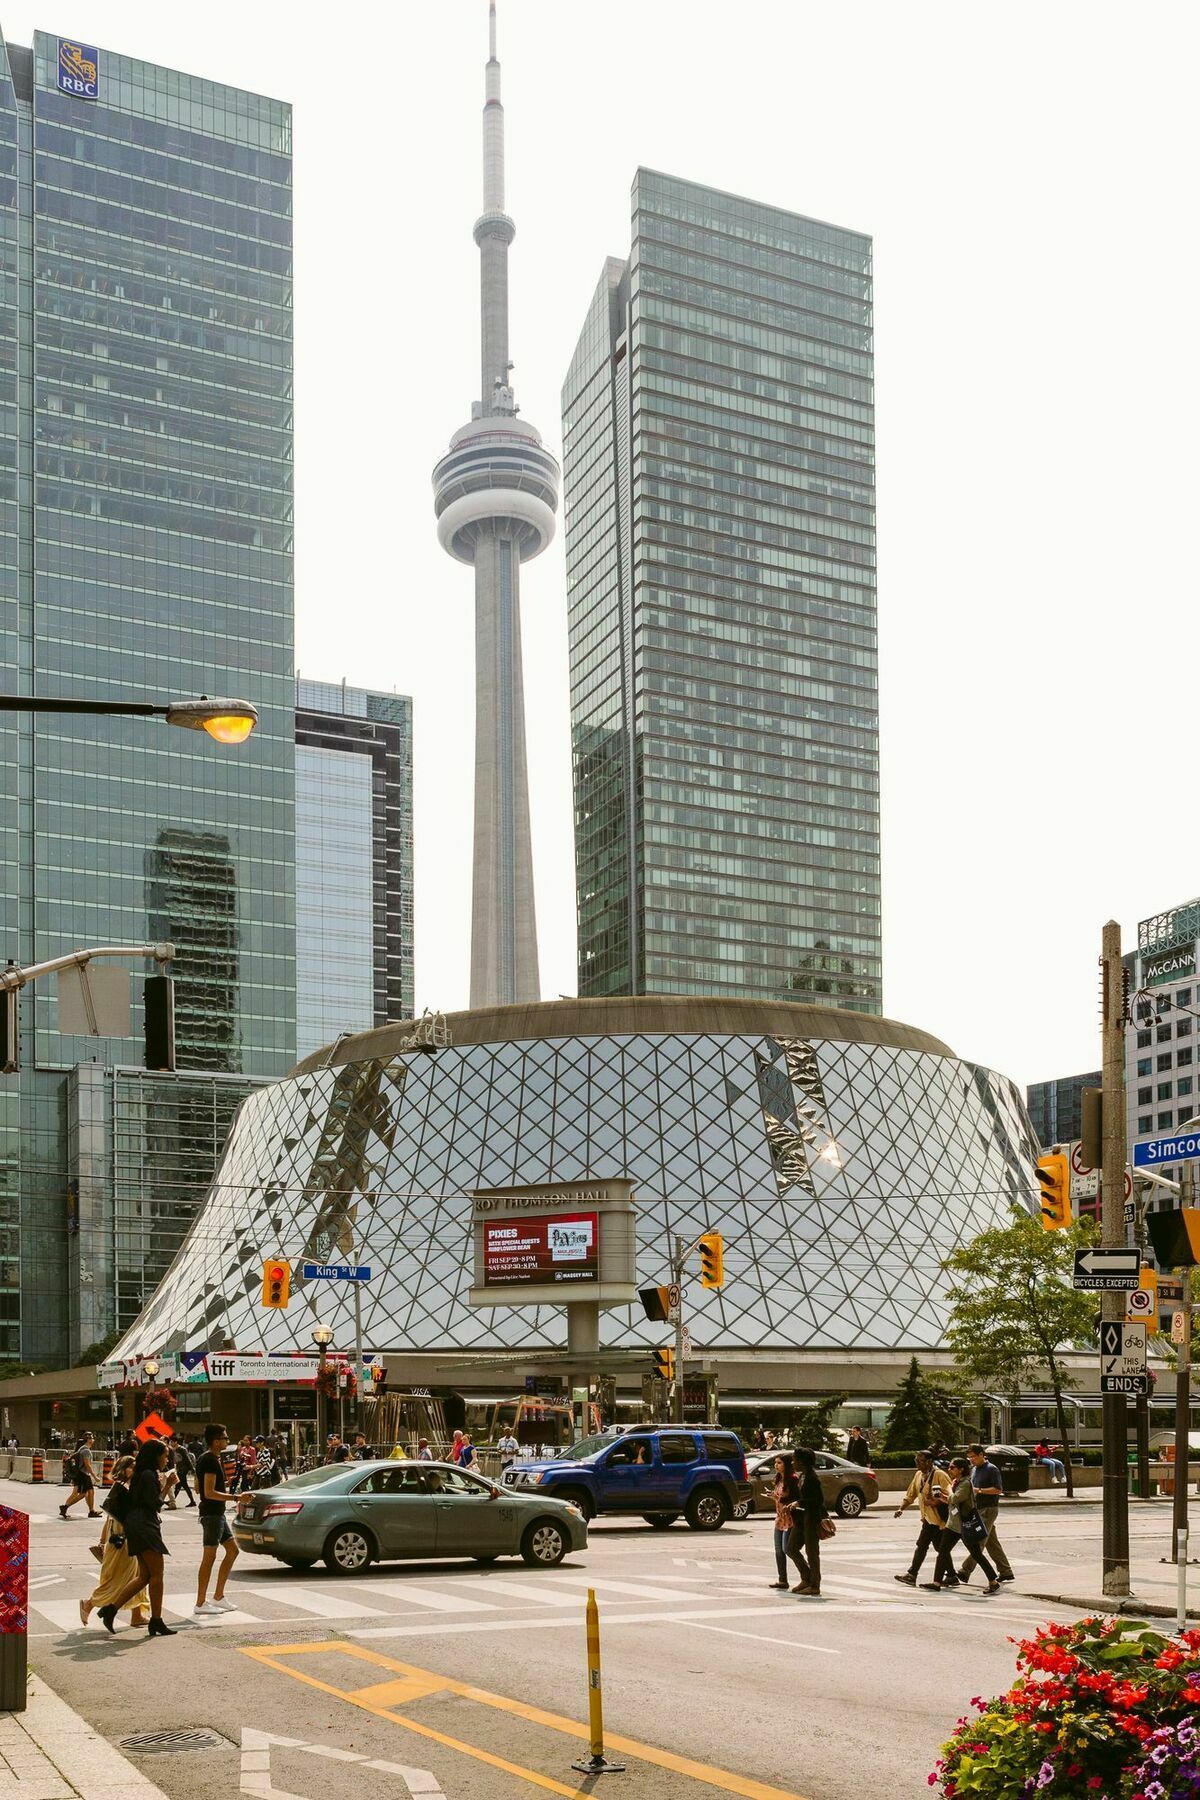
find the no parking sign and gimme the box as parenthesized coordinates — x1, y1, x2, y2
(1127, 1268, 1159, 1330)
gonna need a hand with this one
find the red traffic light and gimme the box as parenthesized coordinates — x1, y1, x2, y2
(269, 1265, 285, 1282)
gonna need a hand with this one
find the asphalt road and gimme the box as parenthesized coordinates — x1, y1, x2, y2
(9, 1478, 1183, 1800)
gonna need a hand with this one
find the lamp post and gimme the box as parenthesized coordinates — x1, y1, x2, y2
(0, 693, 258, 743)
(312, 1327, 333, 1454)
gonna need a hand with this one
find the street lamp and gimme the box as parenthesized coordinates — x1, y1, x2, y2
(0, 693, 257, 744)
(143, 1359, 160, 1381)
(312, 1327, 334, 1451)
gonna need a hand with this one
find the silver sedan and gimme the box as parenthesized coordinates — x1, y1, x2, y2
(232, 1459, 588, 1575)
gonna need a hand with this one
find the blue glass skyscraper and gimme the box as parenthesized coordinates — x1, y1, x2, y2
(0, 32, 294, 1364)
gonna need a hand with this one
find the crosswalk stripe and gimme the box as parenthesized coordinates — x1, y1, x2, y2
(448, 1577, 582, 1607)
(547, 1572, 700, 1603)
(239, 1585, 385, 1618)
(30, 1598, 88, 1631)
(348, 1581, 497, 1612)
(165, 1592, 262, 1624)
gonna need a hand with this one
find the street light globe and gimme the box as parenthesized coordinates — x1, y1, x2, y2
(165, 697, 257, 744)
(311, 1326, 334, 1348)
(143, 1359, 160, 1379)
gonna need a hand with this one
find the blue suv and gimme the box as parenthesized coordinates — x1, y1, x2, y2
(500, 1427, 751, 1530)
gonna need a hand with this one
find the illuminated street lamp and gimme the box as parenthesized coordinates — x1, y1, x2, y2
(311, 1325, 334, 1449)
(0, 693, 257, 744)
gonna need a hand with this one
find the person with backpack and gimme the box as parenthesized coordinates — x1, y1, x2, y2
(922, 1455, 1001, 1594)
(59, 1432, 100, 1521)
(79, 1456, 148, 1629)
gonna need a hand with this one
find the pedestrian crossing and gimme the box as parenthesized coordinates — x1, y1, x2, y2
(30, 1535, 1051, 1638)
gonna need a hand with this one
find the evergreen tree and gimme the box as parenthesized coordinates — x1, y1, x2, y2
(791, 1391, 848, 1452)
(883, 1356, 962, 1452)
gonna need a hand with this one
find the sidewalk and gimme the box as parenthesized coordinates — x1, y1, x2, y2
(0, 1675, 168, 1800)
(1027, 1552, 1200, 1624)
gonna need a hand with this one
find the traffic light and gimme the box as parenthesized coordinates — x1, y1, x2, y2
(144, 975, 176, 1072)
(261, 1258, 291, 1308)
(1, 987, 16, 1074)
(1080, 1088, 1103, 1174)
(1036, 1152, 1071, 1229)
(651, 1347, 675, 1381)
(638, 1285, 671, 1323)
(698, 1231, 725, 1289)
(1147, 1209, 1200, 1269)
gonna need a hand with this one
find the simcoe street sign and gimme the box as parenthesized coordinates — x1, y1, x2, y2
(1133, 1130, 1200, 1169)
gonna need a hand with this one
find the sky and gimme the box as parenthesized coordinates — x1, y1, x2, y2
(11, 1, 1197, 1090)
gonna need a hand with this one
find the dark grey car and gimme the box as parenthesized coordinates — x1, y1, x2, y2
(233, 1459, 588, 1574)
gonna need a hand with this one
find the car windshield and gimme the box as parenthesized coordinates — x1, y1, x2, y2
(554, 1435, 609, 1461)
(277, 1465, 353, 1490)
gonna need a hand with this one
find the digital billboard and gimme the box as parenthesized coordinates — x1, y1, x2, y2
(482, 1212, 599, 1287)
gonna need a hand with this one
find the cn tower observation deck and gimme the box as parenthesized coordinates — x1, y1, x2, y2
(432, 0, 559, 1010)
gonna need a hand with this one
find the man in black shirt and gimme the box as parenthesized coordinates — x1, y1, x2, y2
(845, 1426, 871, 1468)
(194, 1422, 240, 1617)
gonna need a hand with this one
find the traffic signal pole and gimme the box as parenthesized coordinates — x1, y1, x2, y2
(672, 1235, 685, 1425)
(1174, 1161, 1195, 1569)
(1101, 920, 1131, 1599)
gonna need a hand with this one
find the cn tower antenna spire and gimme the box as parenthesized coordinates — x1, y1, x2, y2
(432, 0, 560, 1010)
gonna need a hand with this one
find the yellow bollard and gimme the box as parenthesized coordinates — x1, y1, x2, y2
(570, 1587, 625, 1775)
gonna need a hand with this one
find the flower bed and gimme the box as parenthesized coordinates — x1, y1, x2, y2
(931, 1617, 1200, 1797)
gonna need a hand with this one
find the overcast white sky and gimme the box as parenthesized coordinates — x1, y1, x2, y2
(15, 1, 1198, 1089)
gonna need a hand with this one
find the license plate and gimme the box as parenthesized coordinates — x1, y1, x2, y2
(253, 1531, 264, 1545)
(239, 1499, 253, 1518)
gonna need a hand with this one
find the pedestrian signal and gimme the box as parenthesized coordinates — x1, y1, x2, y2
(638, 1285, 672, 1323)
(651, 1347, 675, 1381)
(1147, 1208, 1200, 1270)
(1037, 1152, 1070, 1230)
(261, 1258, 291, 1308)
(698, 1231, 725, 1289)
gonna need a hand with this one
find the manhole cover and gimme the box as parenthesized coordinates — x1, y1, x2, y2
(120, 1729, 230, 1757)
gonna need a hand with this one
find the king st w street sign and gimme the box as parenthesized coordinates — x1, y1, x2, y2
(1073, 1247, 1141, 1291)
(301, 1262, 372, 1282)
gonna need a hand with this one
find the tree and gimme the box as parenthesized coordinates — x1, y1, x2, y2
(75, 1327, 122, 1368)
(791, 1392, 848, 1452)
(883, 1356, 963, 1452)
(943, 1204, 1097, 1497)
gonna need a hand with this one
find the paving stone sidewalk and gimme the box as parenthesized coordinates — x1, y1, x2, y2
(0, 1675, 167, 1800)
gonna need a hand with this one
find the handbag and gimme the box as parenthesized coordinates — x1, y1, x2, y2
(959, 1509, 988, 1550)
(818, 1516, 836, 1541)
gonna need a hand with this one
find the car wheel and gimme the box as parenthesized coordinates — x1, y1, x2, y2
(836, 1487, 865, 1519)
(732, 1498, 752, 1521)
(644, 1514, 679, 1529)
(685, 1488, 729, 1531)
(323, 1525, 375, 1575)
(555, 1488, 594, 1522)
(521, 1519, 568, 1567)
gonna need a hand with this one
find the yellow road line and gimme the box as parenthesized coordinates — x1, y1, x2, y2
(239, 1640, 809, 1800)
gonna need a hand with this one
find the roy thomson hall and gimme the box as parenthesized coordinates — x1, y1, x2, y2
(2, 997, 1062, 1449)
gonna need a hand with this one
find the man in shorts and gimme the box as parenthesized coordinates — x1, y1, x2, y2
(194, 1422, 240, 1616)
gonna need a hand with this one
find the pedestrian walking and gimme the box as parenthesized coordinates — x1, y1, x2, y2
(789, 1447, 830, 1597)
(958, 1444, 1014, 1583)
(173, 1439, 197, 1507)
(96, 1440, 175, 1635)
(844, 1426, 871, 1468)
(1033, 1439, 1067, 1485)
(59, 1432, 101, 1520)
(767, 1455, 806, 1591)
(497, 1429, 520, 1471)
(236, 1435, 258, 1492)
(893, 1450, 952, 1585)
(194, 1422, 241, 1617)
(349, 1432, 370, 1462)
(922, 1455, 1000, 1594)
(457, 1432, 477, 1470)
(254, 1437, 277, 1485)
(415, 1436, 433, 1461)
(450, 1428, 465, 1463)
(79, 1456, 149, 1629)
(325, 1433, 350, 1464)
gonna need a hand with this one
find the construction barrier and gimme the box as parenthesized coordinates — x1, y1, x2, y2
(101, 1455, 114, 1487)
(0, 1504, 28, 1711)
(30, 1453, 42, 1483)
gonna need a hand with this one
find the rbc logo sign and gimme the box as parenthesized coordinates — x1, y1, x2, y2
(57, 40, 99, 100)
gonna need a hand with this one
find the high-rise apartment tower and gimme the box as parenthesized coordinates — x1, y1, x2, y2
(563, 172, 881, 1010)
(431, 2, 558, 1008)
(0, 32, 294, 1363)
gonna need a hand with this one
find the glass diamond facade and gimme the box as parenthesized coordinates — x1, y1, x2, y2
(116, 1004, 1039, 1363)
(563, 171, 880, 1010)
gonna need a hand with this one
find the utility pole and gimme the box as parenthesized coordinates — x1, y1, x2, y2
(1101, 919, 1131, 1598)
(1174, 1160, 1195, 1566)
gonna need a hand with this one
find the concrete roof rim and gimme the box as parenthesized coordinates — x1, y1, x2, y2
(291, 997, 953, 1076)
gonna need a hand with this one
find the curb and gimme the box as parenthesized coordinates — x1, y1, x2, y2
(1026, 1590, 1197, 1622)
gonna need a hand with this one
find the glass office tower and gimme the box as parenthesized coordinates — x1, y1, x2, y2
(0, 33, 294, 1364)
(562, 171, 880, 1010)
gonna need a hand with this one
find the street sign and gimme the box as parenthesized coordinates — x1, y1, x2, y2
(1134, 1129, 1200, 1170)
(1100, 1319, 1147, 1379)
(1127, 1268, 1159, 1329)
(1174, 1310, 1189, 1345)
(1124, 1200, 1137, 1228)
(667, 1282, 681, 1325)
(1101, 1374, 1152, 1396)
(1073, 1247, 1141, 1290)
(301, 1262, 372, 1282)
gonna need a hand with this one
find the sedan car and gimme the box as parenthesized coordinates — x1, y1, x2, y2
(734, 1449, 879, 1519)
(233, 1459, 588, 1575)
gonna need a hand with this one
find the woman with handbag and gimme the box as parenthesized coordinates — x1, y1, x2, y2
(768, 1455, 806, 1591)
(96, 1440, 176, 1636)
(79, 1456, 149, 1629)
(790, 1446, 831, 1597)
(923, 1455, 1000, 1594)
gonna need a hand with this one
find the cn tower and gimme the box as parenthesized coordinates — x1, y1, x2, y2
(432, 1, 559, 1009)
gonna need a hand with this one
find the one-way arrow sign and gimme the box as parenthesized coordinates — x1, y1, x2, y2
(1073, 1247, 1142, 1290)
